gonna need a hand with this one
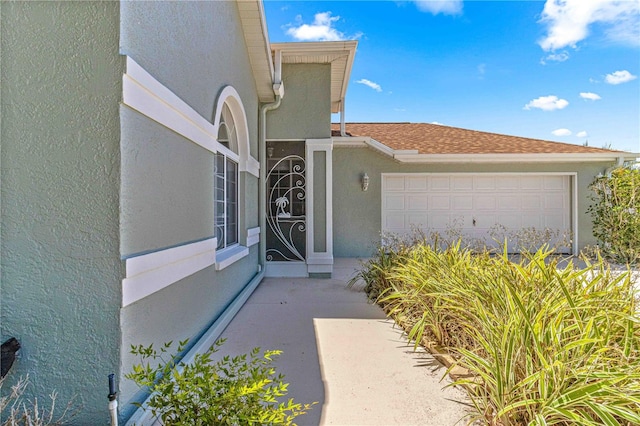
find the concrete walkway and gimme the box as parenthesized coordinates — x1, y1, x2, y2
(217, 259, 471, 426)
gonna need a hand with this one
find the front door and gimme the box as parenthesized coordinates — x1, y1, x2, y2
(266, 141, 307, 267)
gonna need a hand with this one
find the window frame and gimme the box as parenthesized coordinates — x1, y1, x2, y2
(214, 114, 241, 254)
(212, 87, 253, 270)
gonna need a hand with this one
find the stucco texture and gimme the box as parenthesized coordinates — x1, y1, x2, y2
(120, 0, 259, 158)
(119, 248, 259, 419)
(1, 1, 123, 423)
(120, 108, 216, 256)
(332, 147, 612, 258)
(267, 64, 331, 140)
(118, 1, 263, 420)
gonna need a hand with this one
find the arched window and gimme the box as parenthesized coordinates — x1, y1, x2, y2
(213, 86, 251, 259)
(214, 102, 240, 250)
(217, 103, 238, 151)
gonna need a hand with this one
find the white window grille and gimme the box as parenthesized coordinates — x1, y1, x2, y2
(214, 104, 239, 251)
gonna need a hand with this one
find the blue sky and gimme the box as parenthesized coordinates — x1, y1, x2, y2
(263, 0, 640, 153)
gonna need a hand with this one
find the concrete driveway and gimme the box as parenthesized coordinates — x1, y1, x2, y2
(216, 259, 471, 426)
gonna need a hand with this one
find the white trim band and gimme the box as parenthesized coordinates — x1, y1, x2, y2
(123, 56, 260, 177)
(215, 245, 250, 271)
(123, 57, 217, 153)
(247, 227, 261, 247)
(122, 238, 217, 307)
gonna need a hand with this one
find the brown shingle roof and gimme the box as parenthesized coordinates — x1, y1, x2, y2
(331, 122, 626, 155)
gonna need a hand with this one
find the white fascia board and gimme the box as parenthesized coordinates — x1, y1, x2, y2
(333, 137, 397, 157)
(334, 134, 638, 164)
(332, 136, 368, 147)
(271, 41, 358, 54)
(367, 138, 397, 156)
(254, 0, 275, 78)
(392, 153, 639, 164)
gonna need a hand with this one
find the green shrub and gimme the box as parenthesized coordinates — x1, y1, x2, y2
(355, 241, 640, 425)
(588, 166, 640, 265)
(126, 339, 315, 426)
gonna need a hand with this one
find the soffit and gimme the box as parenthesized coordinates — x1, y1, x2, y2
(271, 41, 358, 113)
(236, 0, 275, 102)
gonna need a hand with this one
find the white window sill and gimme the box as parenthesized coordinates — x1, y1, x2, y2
(215, 245, 249, 270)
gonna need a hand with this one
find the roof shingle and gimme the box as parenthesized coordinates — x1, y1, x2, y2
(331, 122, 626, 155)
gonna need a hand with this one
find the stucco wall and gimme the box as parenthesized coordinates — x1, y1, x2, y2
(267, 64, 331, 140)
(120, 108, 216, 255)
(118, 1, 262, 418)
(1, 2, 123, 423)
(120, 0, 259, 159)
(333, 146, 613, 257)
(119, 248, 259, 419)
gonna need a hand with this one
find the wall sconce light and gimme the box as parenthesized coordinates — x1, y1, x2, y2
(267, 145, 274, 158)
(361, 173, 369, 191)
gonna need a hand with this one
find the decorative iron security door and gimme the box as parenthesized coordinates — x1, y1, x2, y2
(266, 142, 306, 262)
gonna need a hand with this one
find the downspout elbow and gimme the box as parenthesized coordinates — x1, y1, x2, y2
(604, 156, 626, 177)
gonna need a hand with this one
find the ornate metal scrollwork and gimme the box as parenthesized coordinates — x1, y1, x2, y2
(266, 155, 306, 262)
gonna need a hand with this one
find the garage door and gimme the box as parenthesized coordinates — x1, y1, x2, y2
(382, 174, 571, 252)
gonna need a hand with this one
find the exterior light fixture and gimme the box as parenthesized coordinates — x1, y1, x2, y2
(267, 146, 274, 158)
(361, 173, 369, 191)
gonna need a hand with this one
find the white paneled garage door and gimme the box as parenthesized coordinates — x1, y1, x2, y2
(382, 174, 572, 252)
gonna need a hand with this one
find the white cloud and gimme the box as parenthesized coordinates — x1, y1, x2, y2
(605, 70, 637, 84)
(576, 131, 589, 137)
(431, 121, 444, 125)
(538, 0, 640, 51)
(552, 128, 572, 136)
(477, 63, 486, 78)
(414, 1, 463, 15)
(356, 79, 383, 92)
(540, 51, 570, 64)
(286, 12, 347, 41)
(580, 92, 602, 100)
(524, 95, 569, 111)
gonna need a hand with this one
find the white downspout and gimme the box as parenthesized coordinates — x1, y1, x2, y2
(340, 101, 347, 137)
(259, 49, 284, 267)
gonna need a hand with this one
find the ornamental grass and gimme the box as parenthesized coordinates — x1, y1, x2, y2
(353, 241, 640, 425)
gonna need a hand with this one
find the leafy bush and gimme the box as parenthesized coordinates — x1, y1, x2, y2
(126, 339, 315, 426)
(355, 241, 640, 425)
(588, 166, 640, 265)
(0, 376, 73, 425)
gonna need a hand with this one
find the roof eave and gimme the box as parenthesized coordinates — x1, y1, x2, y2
(333, 138, 638, 163)
(236, 0, 276, 102)
(271, 41, 358, 113)
(392, 152, 639, 164)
